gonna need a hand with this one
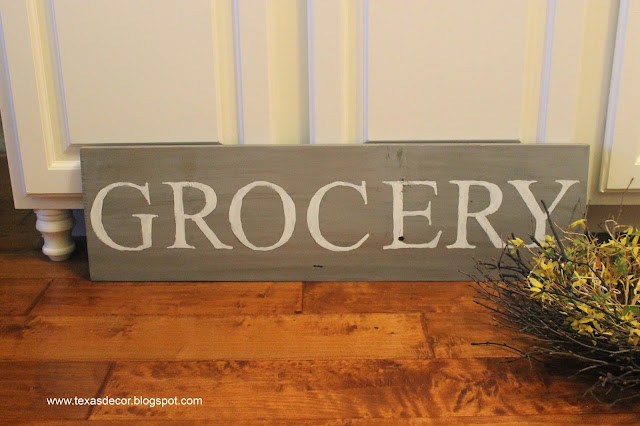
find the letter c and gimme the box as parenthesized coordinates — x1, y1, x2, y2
(307, 181, 370, 251)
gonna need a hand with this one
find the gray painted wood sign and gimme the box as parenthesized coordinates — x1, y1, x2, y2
(81, 144, 588, 281)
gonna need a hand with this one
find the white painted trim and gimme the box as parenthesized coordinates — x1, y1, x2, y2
(341, 0, 356, 143)
(231, 0, 245, 145)
(362, 0, 368, 144)
(307, 0, 316, 144)
(600, 0, 629, 191)
(340, 0, 366, 144)
(1, 0, 80, 198)
(211, 0, 241, 145)
(236, 0, 271, 144)
(518, 0, 547, 144)
(536, 0, 556, 143)
(27, 0, 75, 165)
(47, 1, 71, 153)
(27, 0, 55, 167)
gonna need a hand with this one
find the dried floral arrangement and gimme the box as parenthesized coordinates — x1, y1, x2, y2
(471, 215, 640, 403)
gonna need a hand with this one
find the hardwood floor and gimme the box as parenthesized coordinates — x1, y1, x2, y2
(1, 154, 639, 423)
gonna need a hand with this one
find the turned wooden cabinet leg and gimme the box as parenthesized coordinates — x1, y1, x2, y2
(34, 209, 76, 261)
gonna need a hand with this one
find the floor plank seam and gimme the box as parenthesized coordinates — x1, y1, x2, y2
(296, 282, 307, 314)
(86, 362, 115, 420)
(23, 278, 54, 315)
(418, 312, 430, 340)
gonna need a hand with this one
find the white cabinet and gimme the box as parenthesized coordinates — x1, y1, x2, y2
(0, 0, 638, 259)
(601, 0, 640, 191)
(1, 0, 223, 205)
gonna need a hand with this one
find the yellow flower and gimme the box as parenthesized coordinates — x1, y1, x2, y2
(569, 219, 587, 230)
(508, 237, 524, 254)
(529, 277, 544, 289)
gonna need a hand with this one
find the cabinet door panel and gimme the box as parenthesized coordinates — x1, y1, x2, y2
(54, 0, 218, 145)
(368, 0, 529, 141)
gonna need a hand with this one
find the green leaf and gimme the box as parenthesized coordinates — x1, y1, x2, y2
(622, 305, 640, 316)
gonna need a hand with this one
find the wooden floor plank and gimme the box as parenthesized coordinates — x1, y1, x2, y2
(16, 414, 640, 425)
(30, 279, 303, 316)
(422, 312, 525, 358)
(91, 359, 640, 421)
(0, 251, 89, 280)
(0, 361, 111, 421)
(0, 278, 50, 315)
(344, 413, 640, 424)
(0, 313, 430, 361)
(302, 281, 484, 314)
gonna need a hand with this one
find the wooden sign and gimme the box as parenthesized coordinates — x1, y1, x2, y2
(81, 144, 588, 281)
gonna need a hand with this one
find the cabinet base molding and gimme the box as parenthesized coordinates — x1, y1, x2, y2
(34, 209, 75, 261)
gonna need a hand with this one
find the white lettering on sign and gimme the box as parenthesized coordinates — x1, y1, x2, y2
(90, 182, 158, 251)
(382, 181, 442, 250)
(307, 181, 370, 252)
(90, 179, 580, 252)
(163, 182, 232, 250)
(229, 181, 296, 251)
(508, 180, 579, 246)
(446, 181, 503, 249)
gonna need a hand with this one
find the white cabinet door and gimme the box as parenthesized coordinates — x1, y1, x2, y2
(0, 0, 235, 207)
(311, 0, 547, 145)
(54, 1, 219, 146)
(367, 0, 528, 141)
(601, 0, 640, 192)
(311, 0, 640, 206)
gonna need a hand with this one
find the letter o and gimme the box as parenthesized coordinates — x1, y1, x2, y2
(229, 181, 296, 251)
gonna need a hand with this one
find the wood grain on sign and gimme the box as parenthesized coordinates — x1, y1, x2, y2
(81, 144, 588, 281)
